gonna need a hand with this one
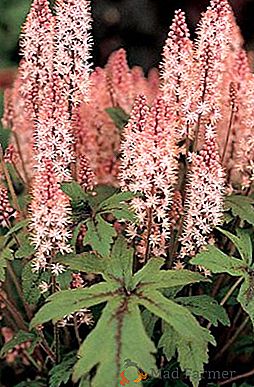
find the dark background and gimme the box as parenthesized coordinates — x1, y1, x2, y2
(0, 0, 254, 72)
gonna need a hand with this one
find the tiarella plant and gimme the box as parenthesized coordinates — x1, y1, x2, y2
(0, 0, 253, 387)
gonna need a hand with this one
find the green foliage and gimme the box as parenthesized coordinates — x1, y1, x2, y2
(98, 191, 137, 222)
(217, 227, 252, 265)
(62, 183, 135, 255)
(175, 295, 230, 327)
(55, 251, 105, 275)
(224, 195, 254, 225)
(5, 219, 29, 237)
(0, 127, 11, 150)
(31, 237, 212, 387)
(49, 352, 77, 387)
(22, 262, 49, 305)
(191, 245, 247, 276)
(237, 276, 254, 327)
(105, 107, 129, 129)
(0, 330, 38, 357)
(15, 234, 35, 259)
(0, 235, 14, 281)
(191, 234, 254, 329)
(83, 215, 117, 257)
(61, 182, 89, 206)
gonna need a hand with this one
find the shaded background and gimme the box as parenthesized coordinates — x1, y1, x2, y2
(0, 0, 254, 84)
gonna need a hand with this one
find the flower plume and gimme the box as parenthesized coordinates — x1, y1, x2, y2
(180, 126, 225, 258)
(160, 10, 194, 140)
(120, 95, 178, 258)
(30, 159, 72, 271)
(54, 0, 93, 104)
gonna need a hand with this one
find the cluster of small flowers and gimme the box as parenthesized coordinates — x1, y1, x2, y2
(120, 95, 178, 258)
(76, 49, 159, 186)
(180, 126, 225, 257)
(0, 185, 16, 227)
(58, 308, 94, 328)
(29, 160, 72, 271)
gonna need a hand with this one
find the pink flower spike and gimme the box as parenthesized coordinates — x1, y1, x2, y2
(29, 159, 72, 270)
(78, 154, 96, 192)
(180, 126, 225, 258)
(120, 95, 178, 259)
(54, 0, 93, 103)
(19, 0, 54, 118)
(0, 185, 17, 227)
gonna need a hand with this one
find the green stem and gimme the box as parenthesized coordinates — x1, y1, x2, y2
(220, 277, 243, 307)
(23, 349, 42, 371)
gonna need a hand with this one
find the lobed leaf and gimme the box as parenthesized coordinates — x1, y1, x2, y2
(191, 245, 247, 276)
(55, 252, 106, 276)
(61, 182, 89, 203)
(225, 195, 254, 225)
(237, 276, 254, 329)
(30, 282, 118, 328)
(49, 352, 77, 387)
(83, 215, 117, 257)
(217, 227, 253, 265)
(73, 298, 157, 386)
(139, 289, 215, 387)
(175, 295, 230, 327)
(133, 259, 208, 290)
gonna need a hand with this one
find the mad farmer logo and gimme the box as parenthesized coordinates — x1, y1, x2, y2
(119, 359, 149, 385)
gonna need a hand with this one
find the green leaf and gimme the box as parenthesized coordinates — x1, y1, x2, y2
(225, 195, 254, 225)
(110, 205, 136, 222)
(0, 127, 11, 151)
(138, 289, 215, 387)
(217, 227, 252, 265)
(73, 299, 157, 386)
(105, 107, 129, 130)
(141, 309, 158, 338)
(133, 259, 208, 290)
(0, 330, 37, 357)
(15, 235, 35, 259)
(175, 295, 230, 327)
(84, 215, 117, 257)
(99, 191, 136, 222)
(56, 252, 106, 276)
(61, 182, 89, 204)
(71, 222, 85, 247)
(158, 323, 177, 362)
(30, 282, 118, 328)
(0, 247, 14, 281)
(237, 276, 254, 328)
(107, 237, 133, 287)
(57, 270, 72, 290)
(191, 245, 247, 276)
(99, 191, 135, 210)
(5, 219, 29, 237)
(92, 185, 118, 205)
(49, 352, 76, 387)
(22, 262, 42, 305)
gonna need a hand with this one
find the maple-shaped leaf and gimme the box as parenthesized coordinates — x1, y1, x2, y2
(31, 238, 213, 387)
